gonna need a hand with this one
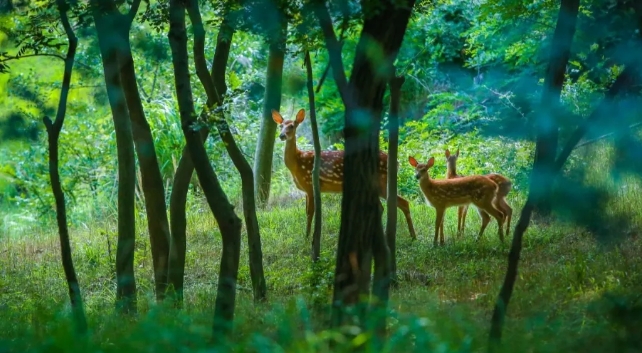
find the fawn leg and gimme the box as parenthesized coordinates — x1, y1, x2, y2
(305, 193, 314, 238)
(434, 207, 445, 246)
(499, 197, 513, 237)
(439, 213, 446, 245)
(476, 198, 505, 243)
(475, 208, 491, 241)
(396, 196, 417, 240)
(461, 205, 469, 235)
(457, 206, 464, 235)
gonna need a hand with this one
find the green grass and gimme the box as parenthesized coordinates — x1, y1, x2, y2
(2, 177, 642, 352)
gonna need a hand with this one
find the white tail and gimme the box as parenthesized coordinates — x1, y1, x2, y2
(409, 155, 505, 246)
(273, 109, 417, 239)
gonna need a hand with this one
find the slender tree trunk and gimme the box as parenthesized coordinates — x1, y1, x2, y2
(253, 22, 287, 207)
(111, 9, 172, 303)
(314, 0, 416, 327)
(386, 74, 404, 287)
(488, 0, 580, 349)
(43, 0, 87, 333)
(168, 0, 241, 339)
(185, 0, 266, 302)
(304, 51, 323, 262)
(92, 1, 137, 314)
(167, 15, 234, 306)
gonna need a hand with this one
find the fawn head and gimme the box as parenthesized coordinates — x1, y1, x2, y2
(445, 148, 460, 167)
(272, 109, 305, 141)
(408, 156, 435, 180)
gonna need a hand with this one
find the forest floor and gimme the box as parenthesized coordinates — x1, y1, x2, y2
(1, 192, 642, 352)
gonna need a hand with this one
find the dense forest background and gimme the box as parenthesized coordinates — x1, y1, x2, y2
(1, 0, 642, 352)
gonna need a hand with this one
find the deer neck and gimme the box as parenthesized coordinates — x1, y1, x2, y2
(446, 162, 458, 178)
(283, 137, 300, 170)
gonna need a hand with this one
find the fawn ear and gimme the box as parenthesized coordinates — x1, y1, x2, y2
(426, 157, 435, 168)
(408, 156, 418, 167)
(272, 110, 284, 124)
(445, 149, 451, 158)
(295, 109, 305, 124)
(455, 148, 460, 157)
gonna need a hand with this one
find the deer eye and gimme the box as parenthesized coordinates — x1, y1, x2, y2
(287, 125, 293, 130)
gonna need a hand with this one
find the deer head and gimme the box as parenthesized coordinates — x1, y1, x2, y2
(408, 156, 435, 180)
(445, 148, 459, 163)
(272, 109, 305, 141)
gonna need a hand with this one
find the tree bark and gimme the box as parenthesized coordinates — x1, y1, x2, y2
(168, 0, 241, 339)
(386, 73, 404, 287)
(488, 0, 580, 349)
(92, 0, 137, 314)
(304, 51, 323, 262)
(0, 0, 12, 13)
(43, 0, 87, 333)
(315, 0, 416, 327)
(186, 0, 266, 302)
(253, 22, 287, 207)
(168, 14, 234, 306)
(108, 1, 172, 303)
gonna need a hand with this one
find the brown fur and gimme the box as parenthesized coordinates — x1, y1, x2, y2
(409, 155, 505, 246)
(273, 109, 417, 239)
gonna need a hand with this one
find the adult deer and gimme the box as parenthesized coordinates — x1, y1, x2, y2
(445, 149, 513, 236)
(273, 109, 417, 240)
(408, 155, 505, 246)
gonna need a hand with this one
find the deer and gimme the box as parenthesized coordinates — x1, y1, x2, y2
(445, 149, 513, 237)
(408, 155, 505, 246)
(272, 108, 417, 240)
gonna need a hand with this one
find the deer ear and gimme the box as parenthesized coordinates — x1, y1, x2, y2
(272, 110, 284, 124)
(445, 149, 451, 158)
(427, 157, 435, 168)
(456, 148, 460, 157)
(408, 156, 418, 167)
(295, 109, 305, 124)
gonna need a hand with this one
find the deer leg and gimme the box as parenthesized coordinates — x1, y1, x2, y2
(475, 209, 491, 241)
(439, 213, 445, 245)
(499, 197, 513, 237)
(305, 193, 314, 239)
(457, 206, 464, 235)
(461, 205, 468, 234)
(396, 196, 417, 240)
(434, 207, 445, 247)
(475, 198, 505, 243)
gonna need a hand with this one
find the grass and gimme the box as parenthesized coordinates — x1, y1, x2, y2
(2, 173, 642, 353)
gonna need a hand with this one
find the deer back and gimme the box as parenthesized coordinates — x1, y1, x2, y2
(420, 175, 498, 208)
(486, 173, 512, 197)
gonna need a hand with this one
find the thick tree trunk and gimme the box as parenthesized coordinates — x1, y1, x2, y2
(304, 51, 323, 262)
(253, 22, 286, 207)
(44, 0, 87, 333)
(386, 74, 404, 287)
(488, 0, 580, 349)
(114, 11, 171, 303)
(92, 1, 137, 314)
(186, 0, 266, 302)
(314, 0, 416, 327)
(168, 15, 234, 305)
(168, 0, 241, 339)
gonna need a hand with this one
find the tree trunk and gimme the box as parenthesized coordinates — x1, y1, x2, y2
(186, 0, 266, 302)
(488, 0, 580, 349)
(113, 6, 172, 303)
(92, 1, 137, 314)
(253, 22, 287, 207)
(167, 14, 234, 306)
(386, 74, 404, 287)
(304, 51, 323, 262)
(43, 0, 87, 333)
(168, 0, 241, 339)
(314, 0, 416, 327)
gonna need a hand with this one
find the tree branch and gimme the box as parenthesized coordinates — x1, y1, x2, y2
(126, 0, 141, 26)
(315, 17, 348, 94)
(311, 0, 353, 109)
